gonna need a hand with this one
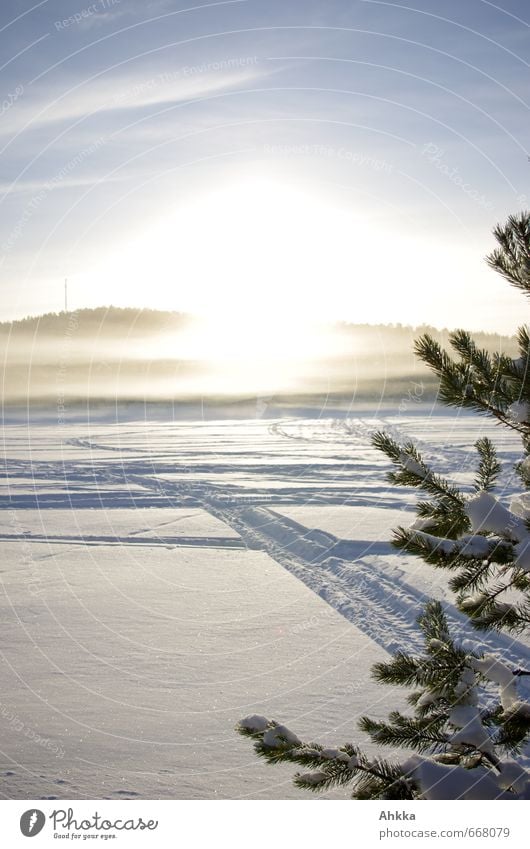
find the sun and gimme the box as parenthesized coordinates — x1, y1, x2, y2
(77, 175, 360, 391)
(84, 173, 365, 321)
(153, 174, 358, 323)
(79, 172, 456, 393)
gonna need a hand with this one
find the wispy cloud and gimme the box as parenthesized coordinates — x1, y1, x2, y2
(0, 172, 128, 195)
(0, 58, 266, 141)
(0, 0, 526, 330)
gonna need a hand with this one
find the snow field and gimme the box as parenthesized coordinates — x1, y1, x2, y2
(0, 409, 528, 798)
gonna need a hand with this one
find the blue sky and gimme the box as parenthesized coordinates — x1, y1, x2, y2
(0, 0, 528, 331)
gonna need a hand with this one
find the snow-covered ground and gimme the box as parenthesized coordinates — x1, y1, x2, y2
(0, 408, 528, 799)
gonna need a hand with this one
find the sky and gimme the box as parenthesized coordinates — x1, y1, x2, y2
(0, 0, 529, 333)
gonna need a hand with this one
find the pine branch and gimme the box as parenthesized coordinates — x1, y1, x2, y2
(371, 431, 468, 516)
(486, 211, 530, 297)
(391, 526, 513, 567)
(237, 602, 530, 797)
(418, 599, 453, 642)
(448, 560, 496, 594)
(236, 721, 417, 798)
(458, 595, 530, 633)
(414, 333, 527, 431)
(474, 437, 501, 491)
(237, 212, 530, 800)
(372, 603, 468, 693)
(359, 712, 449, 753)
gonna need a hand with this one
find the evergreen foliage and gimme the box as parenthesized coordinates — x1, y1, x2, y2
(237, 213, 530, 799)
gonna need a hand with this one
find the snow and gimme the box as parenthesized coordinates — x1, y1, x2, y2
(417, 691, 438, 707)
(408, 529, 455, 555)
(1, 409, 529, 799)
(507, 402, 529, 424)
(272, 505, 410, 543)
(460, 593, 488, 610)
(0, 507, 242, 546)
(399, 453, 428, 478)
(403, 755, 512, 800)
(0, 536, 398, 800)
(504, 702, 530, 720)
(320, 748, 349, 761)
(457, 535, 493, 558)
(497, 760, 529, 794)
(453, 665, 476, 701)
(465, 490, 527, 541)
(262, 725, 301, 748)
(514, 540, 530, 572)
(297, 771, 327, 785)
(406, 529, 493, 559)
(448, 705, 494, 755)
(409, 516, 437, 531)
(509, 491, 530, 519)
(239, 715, 270, 732)
(470, 655, 519, 711)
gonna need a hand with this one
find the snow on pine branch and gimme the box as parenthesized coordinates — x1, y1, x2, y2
(465, 491, 528, 543)
(507, 402, 530, 425)
(237, 599, 530, 799)
(237, 700, 530, 799)
(406, 528, 495, 559)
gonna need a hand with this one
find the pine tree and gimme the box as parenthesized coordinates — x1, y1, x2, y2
(236, 213, 530, 799)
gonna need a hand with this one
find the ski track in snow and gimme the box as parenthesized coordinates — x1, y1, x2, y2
(3, 411, 530, 799)
(128, 485, 529, 670)
(30, 413, 528, 668)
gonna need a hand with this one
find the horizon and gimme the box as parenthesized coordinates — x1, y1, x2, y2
(0, 302, 521, 338)
(0, 302, 518, 403)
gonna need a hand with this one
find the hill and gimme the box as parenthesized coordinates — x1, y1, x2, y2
(0, 307, 517, 406)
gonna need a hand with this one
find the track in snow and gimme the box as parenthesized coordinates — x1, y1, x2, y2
(113, 469, 529, 673)
(14, 414, 530, 669)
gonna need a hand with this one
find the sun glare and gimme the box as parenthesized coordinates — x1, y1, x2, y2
(76, 173, 471, 394)
(79, 175, 363, 392)
(86, 175, 361, 313)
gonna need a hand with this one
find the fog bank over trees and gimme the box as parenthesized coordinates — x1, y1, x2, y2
(0, 307, 517, 406)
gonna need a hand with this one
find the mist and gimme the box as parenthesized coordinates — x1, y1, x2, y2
(0, 307, 517, 406)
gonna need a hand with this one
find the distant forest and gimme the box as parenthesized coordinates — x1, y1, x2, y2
(0, 307, 517, 405)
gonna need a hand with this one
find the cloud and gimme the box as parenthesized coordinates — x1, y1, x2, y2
(0, 57, 266, 141)
(0, 173, 128, 195)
